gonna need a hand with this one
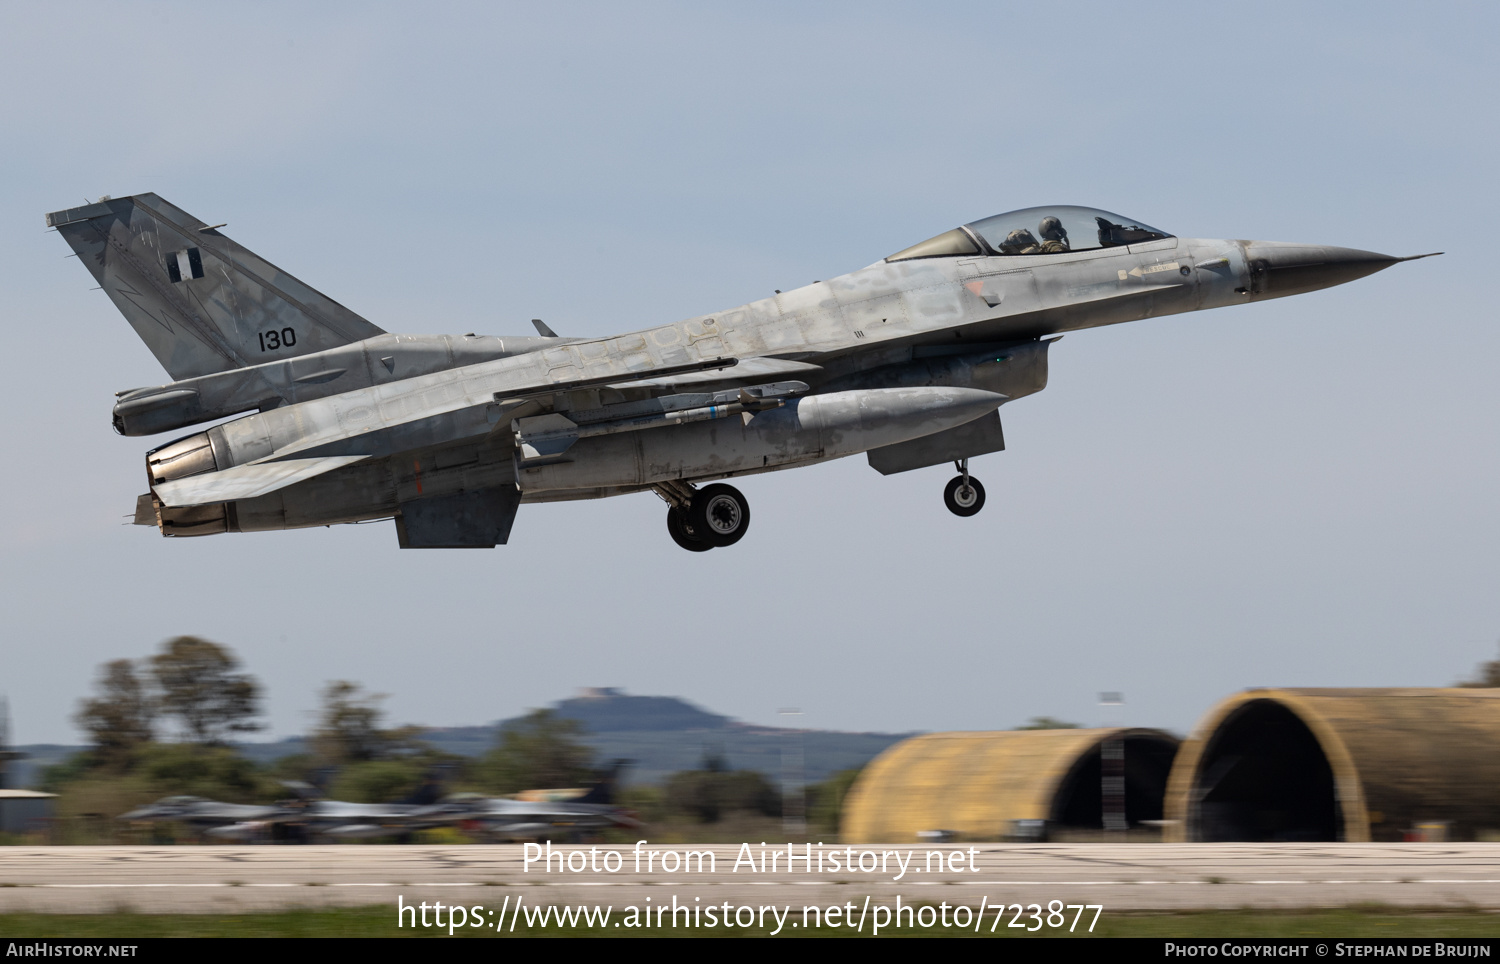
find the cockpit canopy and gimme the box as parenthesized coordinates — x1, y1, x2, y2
(886, 205, 1172, 262)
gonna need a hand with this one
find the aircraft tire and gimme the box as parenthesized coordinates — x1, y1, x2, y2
(690, 484, 750, 547)
(944, 475, 986, 517)
(667, 507, 713, 552)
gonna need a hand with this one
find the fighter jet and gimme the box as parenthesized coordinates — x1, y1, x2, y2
(431, 795, 641, 841)
(48, 196, 1438, 550)
(149, 763, 637, 843)
(118, 794, 292, 839)
(423, 760, 640, 840)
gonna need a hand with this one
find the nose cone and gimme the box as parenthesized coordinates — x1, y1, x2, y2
(1242, 241, 1406, 300)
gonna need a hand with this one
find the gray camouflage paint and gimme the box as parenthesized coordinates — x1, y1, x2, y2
(48, 195, 1430, 548)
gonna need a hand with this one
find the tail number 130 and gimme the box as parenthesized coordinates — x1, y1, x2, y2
(258, 328, 298, 352)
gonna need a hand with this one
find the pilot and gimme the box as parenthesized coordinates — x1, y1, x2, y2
(998, 228, 1042, 255)
(1037, 216, 1070, 253)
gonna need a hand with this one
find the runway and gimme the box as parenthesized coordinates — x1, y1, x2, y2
(2, 843, 1499, 914)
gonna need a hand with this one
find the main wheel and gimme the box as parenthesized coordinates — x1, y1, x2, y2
(944, 475, 986, 517)
(689, 483, 751, 547)
(667, 507, 713, 551)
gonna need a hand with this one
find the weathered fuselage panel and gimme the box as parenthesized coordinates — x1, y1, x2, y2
(53, 194, 1419, 546)
(137, 237, 1254, 539)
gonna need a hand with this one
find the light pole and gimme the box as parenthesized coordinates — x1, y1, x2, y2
(779, 708, 806, 836)
(1098, 692, 1126, 838)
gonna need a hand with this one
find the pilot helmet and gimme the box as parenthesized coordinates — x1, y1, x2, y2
(1038, 216, 1067, 241)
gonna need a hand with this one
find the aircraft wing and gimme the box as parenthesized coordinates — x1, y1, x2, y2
(153, 455, 368, 507)
(118, 800, 285, 822)
(605, 355, 821, 392)
(490, 355, 740, 403)
(254, 353, 743, 464)
(476, 798, 640, 827)
(196, 803, 288, 820)
(306, 801, 415, 820)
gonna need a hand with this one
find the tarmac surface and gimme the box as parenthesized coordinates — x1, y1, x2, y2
(2, 843, 1499, 914)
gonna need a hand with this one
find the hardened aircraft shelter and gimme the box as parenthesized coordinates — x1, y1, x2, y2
(1164, 687, 1500, 842)
(840, 728, 1179, 843)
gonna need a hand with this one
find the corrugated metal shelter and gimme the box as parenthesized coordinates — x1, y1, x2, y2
(1164, 688, 1500, 842)
(0, 789, 56, 835)
(841, 728, 1180, 843)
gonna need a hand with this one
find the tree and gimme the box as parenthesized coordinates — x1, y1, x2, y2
(1014, 716, 1081, 730)
(806, 768, 863, 835)
(311, 680, 425, 765)
(149, 637, 261, 745)
(74, 659, 155, 762)
(327, 760, 429, 804)
(480, 709, 594, 793)
(1458, 644, 1500, 688)
(664, 760, 779, 823)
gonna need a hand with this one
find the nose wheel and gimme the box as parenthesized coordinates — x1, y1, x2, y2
(657, 482, 751, 550)
(944, 459, 985, 517)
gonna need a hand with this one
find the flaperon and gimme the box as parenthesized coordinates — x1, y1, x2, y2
(47, 196, 1438, 551)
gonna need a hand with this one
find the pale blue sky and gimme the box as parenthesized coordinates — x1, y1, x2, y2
(2, 2, 1496, 743)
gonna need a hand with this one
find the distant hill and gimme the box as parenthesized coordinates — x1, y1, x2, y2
(547, 688, 730, 732)
(11, 689, 912, 788)
(570, 727, 909, 787)
(440, 689, 906, 785)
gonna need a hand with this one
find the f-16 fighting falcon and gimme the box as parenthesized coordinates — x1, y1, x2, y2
(48, 195, 1438, 551)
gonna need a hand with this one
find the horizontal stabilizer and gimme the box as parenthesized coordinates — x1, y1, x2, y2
(153, 455, 368, 506)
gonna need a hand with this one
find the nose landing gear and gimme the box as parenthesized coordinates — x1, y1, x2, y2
(656, 481, 751, 551)
(944, 459, 985, 517)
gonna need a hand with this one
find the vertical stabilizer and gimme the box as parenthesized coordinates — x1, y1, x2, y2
(47, 194, 385, 379)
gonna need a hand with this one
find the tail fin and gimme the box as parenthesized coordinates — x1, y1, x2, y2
(576, 759, 632, 805)
(47, 194, 384, 380)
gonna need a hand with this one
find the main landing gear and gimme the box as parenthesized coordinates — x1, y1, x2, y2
(656, 481, 751, 552)
(944, 458, 985, 517)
